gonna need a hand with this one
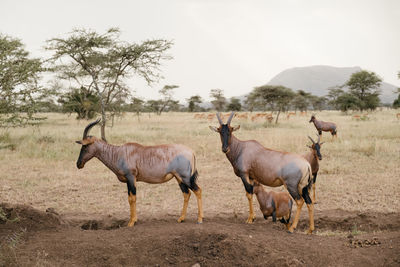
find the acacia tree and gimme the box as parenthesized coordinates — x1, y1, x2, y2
(346, 70, 382, 111)
(227, 97, 242, 111)
(250, 85, 295, 123)
(158, 85, 178, 115)
(210, 88, 226, 111)
(0, 34, 45, 127)
(187, 95, 202, 112)
(46, 28, 173, 141)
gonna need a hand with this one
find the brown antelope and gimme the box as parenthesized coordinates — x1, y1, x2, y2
(309, 115, 337, 139)
(75, 119, 203, 227)
(253, 181, 293, 230)
(397, 113, 400, 119)
(287, 112, 296, 120)
(207, 113, 216, 121)
(209, 112, 314, 234)
(352, 115, 361, 120)
(302, 135, 324, 203)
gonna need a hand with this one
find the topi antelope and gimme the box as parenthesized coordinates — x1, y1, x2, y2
(253, 181, 293, 230)
(75, 119, 203, 227)
(309, 115, 337, 139)
(302, 134, 324, 203)
(209, 112, 315, 234)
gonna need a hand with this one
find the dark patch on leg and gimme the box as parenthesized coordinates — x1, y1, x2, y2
(318, 130, 322, 135)
(302, 186, 312, 205)
(179, 182, 189, 194)
(126, 174, 136, 196)
(263, 215, 268, 220)
(313, 173, 317, 184)
(189, 170, 199, 191)
(240, 175, 253, 194)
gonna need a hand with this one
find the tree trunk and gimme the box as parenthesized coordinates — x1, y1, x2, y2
(275, 108, 281, 124)
(100, 96, 107, 142)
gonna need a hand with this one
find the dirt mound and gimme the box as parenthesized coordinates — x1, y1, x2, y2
(1, 204, 399, 266)
(296, 209, 400, 233)
(0, 203, 65, 233)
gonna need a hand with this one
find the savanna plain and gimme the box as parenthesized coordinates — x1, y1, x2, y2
(0, 110, 399, 266)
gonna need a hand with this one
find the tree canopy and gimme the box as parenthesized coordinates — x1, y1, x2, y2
(0, 34, 45, 127)
(46, 28, 173, 140)
(346, 70, 381, 111)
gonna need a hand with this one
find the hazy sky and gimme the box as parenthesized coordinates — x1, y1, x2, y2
(1, 0, 399, 102)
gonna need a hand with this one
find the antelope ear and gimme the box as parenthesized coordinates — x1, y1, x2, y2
(78, 138, 95, 145)
(232, 125, 240, 131)
(75, 140, 82, 144)
(209, 126, 219, 132)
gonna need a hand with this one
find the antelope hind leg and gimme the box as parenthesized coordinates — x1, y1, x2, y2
(177, 181, 191, 223)
(288, 199, 304, 233)
(193, 187, 203, 223)
(306, 203, 315, 234)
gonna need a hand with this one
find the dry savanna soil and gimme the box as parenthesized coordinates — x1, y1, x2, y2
(1, 111, 399, 266)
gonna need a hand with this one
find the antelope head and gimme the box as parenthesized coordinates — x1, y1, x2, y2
(209, 112, 240, 153)
(307, 134, 324, 160)
(309, 114, 316, 123)
(75, 119, 101, 169)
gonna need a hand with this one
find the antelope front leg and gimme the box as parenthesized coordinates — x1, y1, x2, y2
(240, 174, 255, 223)
(193, 186, 204, 224)
(288, 199, 304, 233)
(177, 182, 191, 223)
(312, 173, 317, 204)
(126, 174, 137, 227)
(306, 203, 315, 234)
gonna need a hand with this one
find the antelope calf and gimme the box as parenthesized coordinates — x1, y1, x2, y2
(76, 119, 203, 227)
(253, 181, 293, 230)
(309, 115, 337, 139)
(302, 135, 324, 203)
(210, 112, 314, 234)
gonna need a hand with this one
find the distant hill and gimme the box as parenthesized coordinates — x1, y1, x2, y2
(267, 65, 397, 104)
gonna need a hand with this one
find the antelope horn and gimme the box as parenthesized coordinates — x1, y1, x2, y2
(216, 112, 223, 125)
(83, 119, 101, 139)
(226, 111, 235, 125)
(308, 135, 316, 145)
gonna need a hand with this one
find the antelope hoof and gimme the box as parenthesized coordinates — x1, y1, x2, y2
(128, 220, 135, 227)
(245, 217, 255, 224)
(307, 229, 313, 235)
(177, 217, 185, 223)
(288, 226, 295, 233)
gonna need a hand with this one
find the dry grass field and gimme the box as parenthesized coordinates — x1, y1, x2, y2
(1, 110, 399, 266)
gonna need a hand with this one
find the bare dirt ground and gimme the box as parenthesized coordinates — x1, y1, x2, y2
(1, 203, 399, 266)
(1, 111, 400, 266)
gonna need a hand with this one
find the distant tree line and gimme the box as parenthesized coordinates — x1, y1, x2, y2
(1, 29, 400, 133)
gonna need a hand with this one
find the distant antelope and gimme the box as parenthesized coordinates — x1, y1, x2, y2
(309, 115, 337, 139)
(302, 135, 324, 203)
(210, 112, 314, 234)
(300, 111, 307, 116)
(352, 115, 361, 120)
(75, 119, 203, 227)
(207, 113, 216, 121)
(396, 113, 400, 119)
(287, 112, 296, 120)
